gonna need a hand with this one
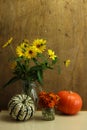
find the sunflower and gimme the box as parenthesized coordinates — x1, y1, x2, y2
(16, 46, 25, 57)
(16, 42, 29, 57)
(25, 46, 37, 59)
(64, 59, 71, 67)
(20, 42, 29, 49)
(48, 49, 57, 60)
(2, 37, 13, 48)
(33, 39, 46, 53)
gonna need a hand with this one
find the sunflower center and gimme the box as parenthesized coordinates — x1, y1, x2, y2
(24, 45, 27, 48)
(29, 50, 33, 54)
(37, 44, 41, 48)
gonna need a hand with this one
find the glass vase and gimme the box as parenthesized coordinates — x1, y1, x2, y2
(42, 107, 55, 121)
(22, 80, 38, 110)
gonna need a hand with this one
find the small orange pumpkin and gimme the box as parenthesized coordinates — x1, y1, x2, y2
(56, 91, 82, 115)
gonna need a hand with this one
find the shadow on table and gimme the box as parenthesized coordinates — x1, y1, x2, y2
(55, 110, 79, 117)
(0, 112, 43, 123)
(0, 114, 18, 123)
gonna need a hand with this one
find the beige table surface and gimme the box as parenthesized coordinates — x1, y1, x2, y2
(0, 111, 87, 130)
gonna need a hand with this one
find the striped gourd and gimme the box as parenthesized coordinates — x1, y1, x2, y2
(8, 94, 35, 121)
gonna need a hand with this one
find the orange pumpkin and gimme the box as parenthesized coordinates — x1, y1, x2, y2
(56, 91, 82, 115)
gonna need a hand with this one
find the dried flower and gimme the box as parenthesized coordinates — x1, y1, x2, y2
(39, 91, 60, 108)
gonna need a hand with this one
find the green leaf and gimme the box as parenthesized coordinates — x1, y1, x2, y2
(52, 57, 58, 64)
(2, 76, 20, 88)
(41, 62, 53, 70)
(58, 64, 61, 74)
(32, 58, 39, 65)
(37, 70, 43, 85)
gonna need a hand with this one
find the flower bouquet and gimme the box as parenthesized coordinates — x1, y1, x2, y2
(2, 38, 59, 88)
(38, 91, 59, 120)
(2, 38, 61, 105)
(2, 37, 70, 108)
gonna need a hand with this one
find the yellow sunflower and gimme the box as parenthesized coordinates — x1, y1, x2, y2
(33, 39, 46, 53)
(16, 46, 25, 57)
(16, 42, 29, 57)
(20, 42, 29, 49)
(48, 49, 57, 60)
(64, 59, 71, 67)
(25, 46, 37, 59)
(2, 37, 13, 48)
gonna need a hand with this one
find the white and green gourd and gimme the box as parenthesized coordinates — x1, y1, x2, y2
(8, 94, 35, 121)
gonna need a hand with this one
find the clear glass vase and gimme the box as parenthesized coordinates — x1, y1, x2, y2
(22, 80, 38, 110)
(42, 107, 55, 121)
